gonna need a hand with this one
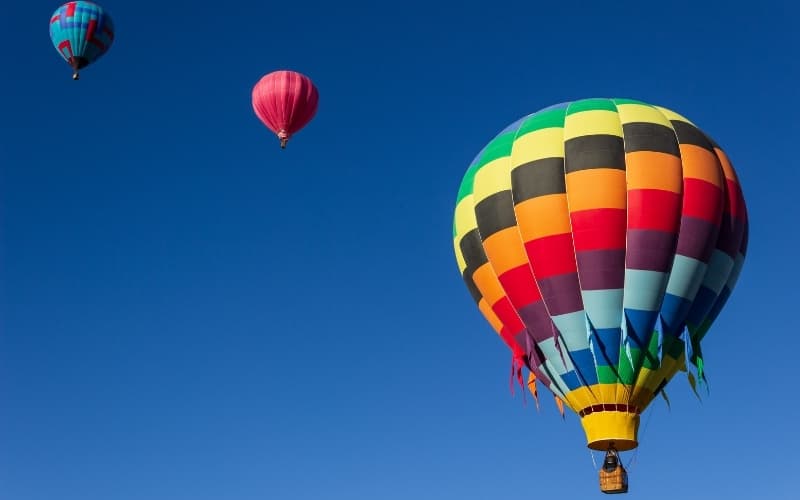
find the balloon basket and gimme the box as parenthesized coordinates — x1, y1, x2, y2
(599, 465, 629, 494)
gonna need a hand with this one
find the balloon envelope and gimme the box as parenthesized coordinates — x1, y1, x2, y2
(252, 70, 319, 148)
(49, 1, 115, 80)
(452, 98, 748, 451)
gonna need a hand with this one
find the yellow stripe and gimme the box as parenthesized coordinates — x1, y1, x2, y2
(473, 157, 512, 202)
(564, 386, 598, 409)
(615, 103, 674, 128)
(563, 110, 622, 140)
(630, 352, 685, 409)
(515, 194, 571, 240)
(453, 196, 478, 237)
(565, 169, 627, 211)
(654, 106, 696, 126)
(453, 239, 467, 273)
(566, 382, 638, 407)
(510, 128, 564, 165)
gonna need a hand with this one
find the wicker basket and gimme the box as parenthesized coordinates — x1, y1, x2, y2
(599, 466, 629, 494)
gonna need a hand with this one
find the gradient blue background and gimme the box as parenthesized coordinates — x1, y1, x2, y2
(1, 1, 797, 498)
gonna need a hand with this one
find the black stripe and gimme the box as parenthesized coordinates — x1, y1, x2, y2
(564, 135, 625, 173)
(459, 228, 488, 269)
(622, 122, 680, 156)
(511, 158, 566, 202)
(475, 190, 517, 238)
(462, 274, 483, 303)
(670, 121, 715, 151)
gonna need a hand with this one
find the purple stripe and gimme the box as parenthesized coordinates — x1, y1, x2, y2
(626, 229, 678, 272)
(536, 273, 584, 315)
(715, 213, 747, 258)
(576, 249, 625, 290)
(518, 300, 555, 343)
(676, 216, 720, 262)
(513, 330, 532, 354)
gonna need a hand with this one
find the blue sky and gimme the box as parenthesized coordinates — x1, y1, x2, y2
(1, 1, 798, 499)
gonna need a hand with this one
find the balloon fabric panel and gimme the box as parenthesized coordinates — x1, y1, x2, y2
(453, 98, 748, 445)
(252, 71, 319, 147)
(49, 2, 114, 71)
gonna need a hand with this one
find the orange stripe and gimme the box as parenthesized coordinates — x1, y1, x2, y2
(472, 263, 507, 306)
(565, 169, 627, 211)
(679, 145, 724, 187)
(482, 227, 529, 275)
(713, 147, 740, 184)
(514, 194, 571, 241)
(625, 151, 683, 193)
(478, 298, 504, 334)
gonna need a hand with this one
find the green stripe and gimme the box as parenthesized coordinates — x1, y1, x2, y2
(475, 132, 515, 168)
(618, 350, 636, 385)
(455, 164, 480, 205)
(567, 98, 617, 114)
(597, 365, 619, 384)
(516, 108, 566, 137)
(611, 98, 650, 106)
(455, 131, 518, 206)
(642, 332, 661, 370)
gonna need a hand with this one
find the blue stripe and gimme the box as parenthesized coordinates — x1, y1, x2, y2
(590, 327, 622, 367)
(559, 370, 584, 391)
(624, 309, 659, 348)
(685, 286, 717, 328)
(659, 293, 693, 337)
(568, 348, 599, 385)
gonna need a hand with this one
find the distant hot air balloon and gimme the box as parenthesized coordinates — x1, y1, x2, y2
(452, 98, 748, 494)
(49, 1, 115, 80)
(252, 70, 319, 149)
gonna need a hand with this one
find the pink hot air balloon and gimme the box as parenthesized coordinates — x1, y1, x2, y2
(252, 70, 319, 149)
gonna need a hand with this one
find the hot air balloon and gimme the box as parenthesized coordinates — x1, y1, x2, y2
(252, 70, 319, 149)
(49, 1, 115, 80)
(452, 98, 748, 494)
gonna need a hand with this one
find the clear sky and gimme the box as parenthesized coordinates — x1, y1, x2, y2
(1, 1, 798, 499)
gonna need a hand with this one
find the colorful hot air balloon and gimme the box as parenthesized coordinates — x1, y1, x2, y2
(452, 98, 748, 493)
(252, 70, 319, 149)
(49, 1, 115, 80)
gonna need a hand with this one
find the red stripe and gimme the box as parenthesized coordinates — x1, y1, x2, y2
(524, 233, 577, 279)
(58, 40, 73, 57)
(499, 327, 526, 359)
(627, 189, 682, 232)
(725, 179, 746, 220)
(51, 15, 61, 24)
(87, 19, 97, 40)
(682, 178, 723, 224)
(66, 2, 77, 17)
(498, 265, 541, 308)
(492, 298, 525, 335)
(570, 208, 627, 251)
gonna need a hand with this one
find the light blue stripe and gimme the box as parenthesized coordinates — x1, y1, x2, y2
(581, 289, 623, 329)
(665, 254, 706, 300)
(537, 338, 574, 374)
(701, 250, 735, 294)
(537, 361, 569, 398)
(623, 269, 669, 311)
(550, 311, 591, 351)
